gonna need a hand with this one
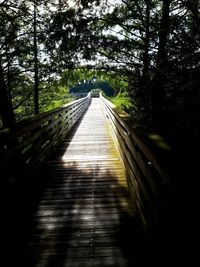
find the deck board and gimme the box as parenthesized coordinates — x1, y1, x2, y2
(6, 98, 144, 267)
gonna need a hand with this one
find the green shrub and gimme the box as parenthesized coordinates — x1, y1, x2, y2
(109, 91, 134, 113)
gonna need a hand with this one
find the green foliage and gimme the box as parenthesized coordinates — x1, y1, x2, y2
(0, 0, 200, 146)
(109, 91, 134, 113)
(70, 80, 114, 96)
(60, 67, 128, 96)
(38, 82, 74, 113)
(13, 80, 74, 121)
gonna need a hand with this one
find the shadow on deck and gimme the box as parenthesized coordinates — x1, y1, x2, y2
(3, 105, 145, 267)
(2, 98, 196, 267)
(4, 146, 144, 267)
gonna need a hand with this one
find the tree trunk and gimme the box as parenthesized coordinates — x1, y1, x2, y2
(143, 0, 150, 77)
(0, 60, 16, 129)
(152, 0, 171, 127)
(7, 55, 12, 102)
(157, 0, 171, 66)
(187, 0, 200, 39)
(34, 0, 39, 115)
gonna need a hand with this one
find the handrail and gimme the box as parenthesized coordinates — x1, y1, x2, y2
(100, 93, 175, 236)
(0, 93, 91, 185)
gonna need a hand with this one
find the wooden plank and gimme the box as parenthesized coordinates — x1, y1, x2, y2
(101, 94, 173, 191)
(101, 94, 175, 233)
(1, 94, 91, 185)
(18, 98, 142, 267)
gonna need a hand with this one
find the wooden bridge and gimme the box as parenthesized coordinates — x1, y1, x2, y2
(1, 93, 186, 266)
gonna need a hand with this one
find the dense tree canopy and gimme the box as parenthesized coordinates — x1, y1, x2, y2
(70, 80, 114, 96)
(0, 0, 199, 146)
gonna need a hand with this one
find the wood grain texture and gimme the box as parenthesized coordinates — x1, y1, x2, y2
(0, 95, 91, 185)
(100, 94, 176, 235)
(17, 98, 144, 267)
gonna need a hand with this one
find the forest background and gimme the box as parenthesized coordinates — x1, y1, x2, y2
(0, 0, 199, 149)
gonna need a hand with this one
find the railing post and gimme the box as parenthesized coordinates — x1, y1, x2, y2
(0, 94, 91, 186)
(100, 94, 175, 240)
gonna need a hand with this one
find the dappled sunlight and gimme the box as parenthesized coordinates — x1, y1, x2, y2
(148, 133, 172, 151)
(18, 98, 144, 267)
(22, 163, 141, 267)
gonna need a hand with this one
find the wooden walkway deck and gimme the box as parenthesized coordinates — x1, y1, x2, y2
(5, 98, 145, 267)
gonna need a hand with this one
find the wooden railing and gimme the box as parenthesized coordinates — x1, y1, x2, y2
(70, 92, 88, 99)
(100, 93, 175, 237)
(0, 93, 91, 186)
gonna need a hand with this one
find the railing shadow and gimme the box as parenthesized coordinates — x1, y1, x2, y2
(3, 97, 192, 267)
(20, 164, 145, 267)
(3, 109, 90, 267)
(3, 107, 146, 267)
